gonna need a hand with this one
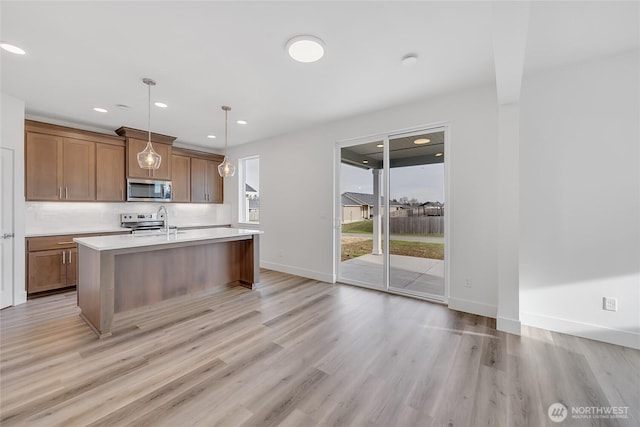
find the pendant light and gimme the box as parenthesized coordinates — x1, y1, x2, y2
(218, 105, 236, 177)
(136, 78, 162, 171)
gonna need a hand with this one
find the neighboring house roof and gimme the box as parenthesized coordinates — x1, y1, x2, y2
(341, 192, 402, 207)
(421, 201, 443, 207)
(246, 183, 257, 192)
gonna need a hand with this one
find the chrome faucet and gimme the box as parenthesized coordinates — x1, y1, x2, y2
(157, 205, 169, 238)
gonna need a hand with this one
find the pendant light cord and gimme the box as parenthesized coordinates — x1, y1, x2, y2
(147, 81, 151, 144)
(224, 108, 228, 154)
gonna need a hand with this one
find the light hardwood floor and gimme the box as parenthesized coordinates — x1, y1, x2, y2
(1, 270, 638, 426)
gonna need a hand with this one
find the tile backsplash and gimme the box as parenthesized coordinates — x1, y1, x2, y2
(25, 202, 232, 235)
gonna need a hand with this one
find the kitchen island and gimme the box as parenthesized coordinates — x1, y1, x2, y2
(74, 228, 262, 338)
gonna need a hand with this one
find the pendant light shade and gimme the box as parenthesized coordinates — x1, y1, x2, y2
(137, 78, 162, 171)
(218, 105, 236, 177)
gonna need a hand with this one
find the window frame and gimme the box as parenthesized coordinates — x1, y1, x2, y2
(238, 155, 260, 226)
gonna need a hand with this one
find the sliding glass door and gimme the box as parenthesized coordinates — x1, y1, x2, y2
(387, 130, 445, 300)
(339, 140, 386, 290)
(338, 126, 447, 302)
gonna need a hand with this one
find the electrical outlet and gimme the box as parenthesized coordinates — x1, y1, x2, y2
(602, 297, 617, 312)
(464, 278, 472, 288)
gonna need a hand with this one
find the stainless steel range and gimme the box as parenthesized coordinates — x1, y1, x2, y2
(121, 212, 166, 234)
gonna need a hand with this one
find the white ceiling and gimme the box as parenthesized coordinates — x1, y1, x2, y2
(1, 1, 637, 149)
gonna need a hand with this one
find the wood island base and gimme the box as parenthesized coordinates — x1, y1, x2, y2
(75, 231, 260, 338)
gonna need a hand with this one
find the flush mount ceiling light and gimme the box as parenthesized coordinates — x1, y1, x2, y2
(207, 135, 217, 139)
(376, 144, 384, 148)
(93, 107, 108, 113)
(236, 120, 247, 125)
(435, 152, 443, 157)
(0, 42, 26, 55)
(286, 35, 325, 63)
(136, 78, 162, 172)
(414, 138, 430, 145)
(401, 53, 418, 66)
(362, 160, 369, 164)
(154, 102, 167, 108)
(218, 106, 236, 178)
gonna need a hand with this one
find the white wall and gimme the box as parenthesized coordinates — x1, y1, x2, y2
(228, 85, 500, 317)
(1, 93, 27, 305)
(520, 50, 640, 349)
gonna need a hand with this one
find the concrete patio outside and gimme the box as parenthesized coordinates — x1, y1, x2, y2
(340, 253, 444, 297)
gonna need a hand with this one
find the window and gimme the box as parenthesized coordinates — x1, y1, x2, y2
(239, 156, 259, 224)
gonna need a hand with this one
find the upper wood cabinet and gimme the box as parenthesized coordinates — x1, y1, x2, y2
(62, 138, 96, 201)
(25, 133, 96, 201)
(25, 132, 62, 201)
(96, 143, 125, 201)
(25, 121, 125, 202)
(171, 154, 191, 202)
(190, 157, 223, 203)
(116, 127, 176, 180)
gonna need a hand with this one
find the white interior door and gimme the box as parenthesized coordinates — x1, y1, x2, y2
(1, 147, 15, 308)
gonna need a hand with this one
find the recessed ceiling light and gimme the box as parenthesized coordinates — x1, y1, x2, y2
(435, 152, 443, 157)
(286, 35, 325, 63)
(154, 102, 167, 108)
(93, 107, 108, 113)
(237, 120, 247, 125)
(362, 160, 369, 164)
(414, 138, 430, 145)
(376, 144, 384, 148)
(401, 53, 418, 66)
(207, 135, 217, 139)
(0, 43, 26, 55)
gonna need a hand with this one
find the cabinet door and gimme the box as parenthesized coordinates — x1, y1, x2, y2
(65, 248, 78, 287)
(62, 138, 96, 201)
(96, 143, 125, 201)
(171, 155, 191, 202)
(28, 250, 65, 293)
(127, 138, 172, 180)
(208, 159, 224, 204)
(190, 157, 207, 202)
(25, 132, 63, 200)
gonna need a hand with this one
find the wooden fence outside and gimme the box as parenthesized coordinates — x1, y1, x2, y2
(389, 216, 444, 235)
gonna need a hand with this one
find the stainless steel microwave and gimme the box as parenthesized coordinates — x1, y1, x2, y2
(127, 179, 172, 202)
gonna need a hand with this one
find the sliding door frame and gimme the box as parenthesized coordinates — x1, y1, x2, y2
(335, 122, 450, 304)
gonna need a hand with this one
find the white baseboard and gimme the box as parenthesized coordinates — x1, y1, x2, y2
(521, 311, 640, 350)
(448, 297, 497, 318)
(261, 261, 335, 284)
(497, 316, 522, 335)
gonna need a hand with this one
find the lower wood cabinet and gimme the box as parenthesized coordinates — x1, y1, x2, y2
(26, 232, 125, 296)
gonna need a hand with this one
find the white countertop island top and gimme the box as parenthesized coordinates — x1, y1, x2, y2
(74, 228, 262, 251)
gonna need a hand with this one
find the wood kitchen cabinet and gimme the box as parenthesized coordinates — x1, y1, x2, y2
(27, 235, 78, 294)
(96, 143, 125, 201)
(190, 157, 222, 203)
(26, 232, 126, 297)
(125, 138, 172, 180)
(26, 133, 96, 201)
(25, 121, 125, 202)
(116, 127, 176, 180)
(171, 154, 191, 202)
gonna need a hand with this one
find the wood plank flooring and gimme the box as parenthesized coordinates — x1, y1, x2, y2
(1, 269, 638, 426)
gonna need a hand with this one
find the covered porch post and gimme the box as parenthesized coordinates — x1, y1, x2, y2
(372, 168, 382, 255)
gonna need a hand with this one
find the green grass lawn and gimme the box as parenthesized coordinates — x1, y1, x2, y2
(342, 220, 373, 233)
(341, 238, 444, 262)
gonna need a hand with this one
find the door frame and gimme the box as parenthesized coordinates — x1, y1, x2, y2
(334, 122, 451, 303)
(1, 147, 15, 308)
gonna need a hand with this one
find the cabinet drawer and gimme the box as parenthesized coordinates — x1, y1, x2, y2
(26, 232, 124, 251)
(28, 236, 78, 251)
